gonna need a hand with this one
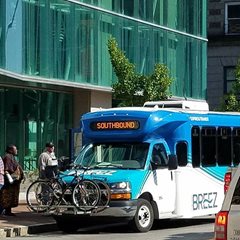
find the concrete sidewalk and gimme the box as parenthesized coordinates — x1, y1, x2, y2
(0, 204, 58, 238)
(0, 184, 58, 237)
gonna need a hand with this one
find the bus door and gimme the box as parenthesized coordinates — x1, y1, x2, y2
(151, 142, 176, 214)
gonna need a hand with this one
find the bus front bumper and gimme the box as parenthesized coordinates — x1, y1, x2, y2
(51, 200, 138, 218)
(91, 200, 137, 217)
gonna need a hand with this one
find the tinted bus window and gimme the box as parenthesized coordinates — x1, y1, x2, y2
(217, 127, 232, 166)
(192, 127, 200, 167)
(201, 127, 216, 166)
(176, 142, 188, 166)
(233, 128, 240, 166)
(152, 144, 168, 167)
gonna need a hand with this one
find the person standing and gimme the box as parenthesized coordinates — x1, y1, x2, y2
(0, 156, 4, 189)
(38, 142, 58, 179)
(0, 144, 24, 216)
(0, 156, 4, 214)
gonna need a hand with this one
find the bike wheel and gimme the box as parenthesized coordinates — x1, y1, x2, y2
(51, 180, 63, 204)
(72, 179, 100, 211)
(95, 180, 111, 207)
(26, 180, 55, 212)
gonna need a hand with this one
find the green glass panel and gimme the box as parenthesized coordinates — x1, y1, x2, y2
(75, 0, 207, 37)
(0, 87, 72, 171)
(0, 1, 6, 68)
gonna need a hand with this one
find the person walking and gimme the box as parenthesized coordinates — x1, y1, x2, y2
(38, 142, 58, 179)
(0, 144, 24, 216)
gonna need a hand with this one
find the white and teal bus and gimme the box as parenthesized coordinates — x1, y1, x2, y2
(54, 102, 240, 233)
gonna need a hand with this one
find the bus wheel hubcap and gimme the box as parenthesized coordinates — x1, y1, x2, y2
(138, 205, 150, 227)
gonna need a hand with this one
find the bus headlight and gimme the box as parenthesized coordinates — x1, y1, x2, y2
(110, 181, 131, 200)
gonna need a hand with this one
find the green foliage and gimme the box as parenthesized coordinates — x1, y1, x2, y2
(220, 60, 240, 111)
(143, 64, 172, 101)
(107, 37, 173, 106)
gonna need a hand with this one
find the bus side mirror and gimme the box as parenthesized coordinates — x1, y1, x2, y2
(168, 154, 178, 170)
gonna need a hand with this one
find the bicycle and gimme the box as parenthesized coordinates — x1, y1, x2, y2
(72, 178, 111, 212)
(26, 166, 110, 213)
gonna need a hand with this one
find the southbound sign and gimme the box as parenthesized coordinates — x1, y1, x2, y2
(90, 120, 140, 131)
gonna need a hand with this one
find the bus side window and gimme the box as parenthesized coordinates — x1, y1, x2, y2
(176, 142, 188, 166)
(234, 143, 240, 166)
(151, 144, 168, 167)
(217, 127, 231, 166)
(192, 126, 200, 167)
(233, 128, 240, 166)
(201, 127, 216, 166)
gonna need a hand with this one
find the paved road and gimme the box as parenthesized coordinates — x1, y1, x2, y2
(12, 218, 215, 240)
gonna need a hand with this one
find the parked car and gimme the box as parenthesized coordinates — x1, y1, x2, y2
(224, 166, 238, 193)
(214, 165, 240, 240)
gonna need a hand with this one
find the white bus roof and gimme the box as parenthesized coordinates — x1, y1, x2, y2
(143, 100, 209, 111)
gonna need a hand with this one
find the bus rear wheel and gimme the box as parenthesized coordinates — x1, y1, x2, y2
(130, 198, 154, 232)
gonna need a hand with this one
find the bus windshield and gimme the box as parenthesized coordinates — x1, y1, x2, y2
(74, 142, 149, 169)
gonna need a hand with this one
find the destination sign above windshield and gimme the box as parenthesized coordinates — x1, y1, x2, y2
(90, 120, 140, 130)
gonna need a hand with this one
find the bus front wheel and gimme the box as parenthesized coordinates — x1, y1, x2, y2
(130, 198, 154, 232)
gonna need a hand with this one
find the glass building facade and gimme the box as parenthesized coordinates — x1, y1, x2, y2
(0, 0, 207, 171)
(0, 87, 72, 171)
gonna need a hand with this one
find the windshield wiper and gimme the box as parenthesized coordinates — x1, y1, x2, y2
(94, 162, 123, 168)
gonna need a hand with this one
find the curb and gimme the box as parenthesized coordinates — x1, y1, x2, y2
(28, 222, 58, 234)
(0, 226, 29, 238)
(0, 222, 58, 238)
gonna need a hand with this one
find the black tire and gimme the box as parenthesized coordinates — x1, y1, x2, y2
(26, 180, 55, 212)
(130, 199, 154, 232)
(72, 179, 100, 211)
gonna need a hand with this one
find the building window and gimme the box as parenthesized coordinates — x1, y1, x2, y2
(225, 3, 240, 35)
(224, 67, 236, 93)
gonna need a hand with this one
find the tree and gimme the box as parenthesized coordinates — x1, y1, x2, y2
(107, 37, 173, 106)
(220, 60, 240, 111)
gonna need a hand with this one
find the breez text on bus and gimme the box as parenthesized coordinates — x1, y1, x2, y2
(192, 192, 217, 210)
